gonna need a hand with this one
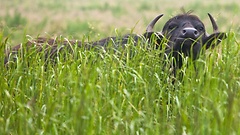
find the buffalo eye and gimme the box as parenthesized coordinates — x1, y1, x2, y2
(168, 24, 178, 30)
(197, 26, 204, 31)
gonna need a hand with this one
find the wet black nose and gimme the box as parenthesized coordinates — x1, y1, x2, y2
(181, 28, 199, 38)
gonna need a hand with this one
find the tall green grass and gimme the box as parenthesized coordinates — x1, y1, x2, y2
(0, 31, 239, 134)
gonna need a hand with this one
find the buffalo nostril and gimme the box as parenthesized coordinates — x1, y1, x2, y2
(182, 28, 199, 37)
(194, 30, 198, 36)
(182, 29, 187, 34)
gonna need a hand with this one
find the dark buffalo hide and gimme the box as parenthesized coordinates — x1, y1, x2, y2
(4, 12, 226, 74)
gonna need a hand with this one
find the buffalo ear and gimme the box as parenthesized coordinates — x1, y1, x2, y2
(203, 32, 226, 49)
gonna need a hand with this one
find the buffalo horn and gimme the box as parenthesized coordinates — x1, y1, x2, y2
(208, 13, 219, 33)
(146, 14, 164, 32)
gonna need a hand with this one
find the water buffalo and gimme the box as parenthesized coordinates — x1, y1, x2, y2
(90, 12, 226, 74)
(4, 12, 226, 74)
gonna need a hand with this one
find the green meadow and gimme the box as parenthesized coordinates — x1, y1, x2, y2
(0, 0, 240, 134)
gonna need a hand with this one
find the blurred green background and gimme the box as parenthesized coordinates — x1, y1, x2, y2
(0, 0, 239, 44)
(0, 0, 240, 44)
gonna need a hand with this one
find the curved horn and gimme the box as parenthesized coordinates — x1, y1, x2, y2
(146, 14, 164, 32)
(208, 13, 219, 33)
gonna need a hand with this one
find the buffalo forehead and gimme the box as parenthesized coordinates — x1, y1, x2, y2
(172, 15, 203, 25)
(162, 14, 204, 31)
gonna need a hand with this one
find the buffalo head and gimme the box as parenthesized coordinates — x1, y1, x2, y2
(144, 12, 226, 69)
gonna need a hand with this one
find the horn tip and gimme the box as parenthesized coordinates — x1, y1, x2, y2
(158, 14, 164, 18)
(207, 13, 212, 17)
(146, 14, 164, 32)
